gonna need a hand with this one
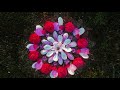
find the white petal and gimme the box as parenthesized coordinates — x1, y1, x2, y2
(48, 56, 54, 63)
(32, 62, 37, 69)
(36, 25, 43, 29)
(68, 42, 77, 47)
(63, 33, 68, 40)
(61, 51, 67, 60)
(58, 17, 63, 25)
(44, 45, 52, 50)
(50, 70, 58, 78)
(47, 37, 55, 43)
(63, 39, 71, 45)
(53, 31, 58, 40)
(58, 35, 63, 42)
(53, 53, 58, 61)
(62, 47, 72, 52)
(79, 27, 85, 35)
(80, 53, 89, 59)
(26, 44, 33, 49)
(46, 51, 54, 57)
(41, 50, 48, 55)
(67, 64, 77, 75)
(42, 39, 49, 44)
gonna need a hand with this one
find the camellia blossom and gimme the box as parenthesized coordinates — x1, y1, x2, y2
(26, 17, 90, 78)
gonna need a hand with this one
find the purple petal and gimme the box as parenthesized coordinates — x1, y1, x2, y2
(61, 50, 67, 60)
(73, 28, 79, 36)
(53, 31, 58, 41)
(32, 62, 37, 69)
(63, 33, 68, 40)
(41, 39, 49, 44)
(41, 56, 47, 61)
(58, 54, 63, 65)
(48, 56, 54, 63)
(28, 44, 39, 51)
(34, 29, 44, 36)
(66, 52, 74, 60)
(64, 59, 70, 65)
(35, 61, 43, 70)
(80, 48, 89, 54)
(26, 44, 33, 49)
(50, 70, 58, 78)
(54, 22, 59, 31)
(68, 42, 77, 47)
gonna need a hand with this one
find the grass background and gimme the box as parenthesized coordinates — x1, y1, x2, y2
(0, 12, 120, 78)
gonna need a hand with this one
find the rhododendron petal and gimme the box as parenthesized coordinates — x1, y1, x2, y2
(41, 50, 48, 55)
(68, 42, 77, 47)
(26, 44, 33, 49)
(80, 53, 89, 59)
(79, 27, 85, 35)
(63, 39, 71, 45)
(53, 53, 58, 61)
(61, 51, 67, 60)
(46, 51, 55, 57)
(36, 25, 43, 30)
(53, 31, 58, 40)
(48, 56, 54, 63)
(58, 17, 63, 25)
(47, 37, 55, 43)
(50, 70, 58, 78)
(58, 35, 63, 42)
(44, 45, 52, 50)
(66, 53, 74, 60)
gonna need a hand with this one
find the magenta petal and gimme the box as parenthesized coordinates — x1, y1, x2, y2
(73, 28, 79, 36)
(35, 29, 44, 36)
(29, 44, 39, 51)
(50, 70, 58, 78)
(54, 22, 59, 31)
(66, 52, 74, 60)
(80, 48, 89, 54)
(35, 61, 43, 70)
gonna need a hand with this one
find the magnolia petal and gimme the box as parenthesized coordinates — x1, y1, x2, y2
(36, 25, 43, 30)
(48, 56, 54, 63)
(53, 53, 58, 61)
(46, 51, 55, 57)
(32, 62, 37, 69)
(54, 22, 59, 31)
(66, 52, 74, 60)
(44, 45, 52, 50)
(41, 50, 48, 55)
(58, 54, 63, 65)
(68, 42, 77, 47)
(42, 39, 49, 44)
(80, 53, 89, 59)
(50, 70, 58, 78)
(53, 31, 58, 41)
(63, 33, 68, 40)
(47, 37, 55, 43)
(63, 39, 71, 45)
(58, 17, 63, 25)
(80, 48, 89, 54)
(58, 35, 63, 42)
(61, 50, 67, 60)
(26, 44, 33, 49)
(79, 27, 85, 35)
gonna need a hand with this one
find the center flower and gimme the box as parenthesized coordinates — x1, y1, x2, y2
(41, 31, 77, 65)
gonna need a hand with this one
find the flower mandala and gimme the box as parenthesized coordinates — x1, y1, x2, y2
(26, 17, 90, 78)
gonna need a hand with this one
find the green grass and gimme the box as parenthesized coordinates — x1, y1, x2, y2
(0, 12, 120, 78)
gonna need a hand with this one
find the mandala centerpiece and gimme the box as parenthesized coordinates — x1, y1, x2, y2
(27, 17, 90, 78)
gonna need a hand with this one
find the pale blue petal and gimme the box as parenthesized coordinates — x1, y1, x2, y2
(61, 51, 67, 60)
(63, 39, 71, 45)
(46, 51, 55, 57)
(44, 45, 52, 50)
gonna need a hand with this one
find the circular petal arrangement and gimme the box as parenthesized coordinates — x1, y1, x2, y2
(27, 17, 90, 78)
